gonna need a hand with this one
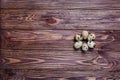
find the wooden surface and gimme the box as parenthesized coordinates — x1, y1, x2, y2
(1, 10, 120, 30)
(0, 0, 120, 80)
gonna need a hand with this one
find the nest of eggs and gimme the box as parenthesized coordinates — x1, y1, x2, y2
(74, 31, 96, 52)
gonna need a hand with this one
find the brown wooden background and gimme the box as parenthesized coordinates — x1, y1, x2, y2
(0, 0, 120, 80)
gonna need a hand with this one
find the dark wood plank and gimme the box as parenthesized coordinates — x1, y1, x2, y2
(1, 30, 120, 51)
(1, 49, 120, 78)
(1, 49, 120, 70)
(1, 0, 120, 10)
(1, 50, 99, 69)
(1, 69, 119, 80)
(0, 69, 119, 80)
(1, 10, 120, 30)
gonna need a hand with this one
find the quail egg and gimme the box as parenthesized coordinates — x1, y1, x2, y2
(82, 43, 89, 51)
(74, 41, 83, 49)
(87, 41, 95, 48)
(74, 34, 83, 41)
(88, 33, 96, 41)
(82, 31, 89, 40)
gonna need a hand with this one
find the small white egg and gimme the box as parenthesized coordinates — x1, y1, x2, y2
(88, 33, 96, 41)
(74, 41, 83, 49)
(82, 31, 89, 40)
(82, 43, 89, 51)
(87, 41, 95, 48)
(74, 34, 83, 41)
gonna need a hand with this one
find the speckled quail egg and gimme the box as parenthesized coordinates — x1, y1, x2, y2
(87, 41, 95, 48)
(88, 33, 96, 41)
(82, 31, 89, 40)
(82, 43, 89, 51)
(74, 41, 83, 49)
(74, 34, 83, 41)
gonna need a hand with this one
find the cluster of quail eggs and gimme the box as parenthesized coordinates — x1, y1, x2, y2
(74, 31, 96, 51)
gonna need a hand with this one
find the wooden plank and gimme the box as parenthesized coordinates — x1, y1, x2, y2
(1, 49, 120, 70)
(1, 10, 120, 30)
(1, 0, 120, 10)
(0, 69, 119, 80)
(1, 30, 120, 51)
(1, 69, 119, 80)
(1, 50, 120, 78)
(1, 50, 100, 69)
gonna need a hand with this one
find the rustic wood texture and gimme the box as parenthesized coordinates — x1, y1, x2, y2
(1, 49, 120, 69)
(1, 49, 120, 73)
(1, 30, 120, 79)
(0, 69, 120, 80)
(1, 30, 120, 51)
(1, 0, 120, 80)
(1, 10, 120, 30)
(1, 0, 120, 10)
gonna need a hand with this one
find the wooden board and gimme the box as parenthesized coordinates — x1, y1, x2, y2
(1, 0, 120, 10)
(1, 0, 120, 80)
(0, 69, 119, 80)
(1, 30, 120, 51)
(1, 49, 120, 79)
(1, 49, 120, 70)
(1, 10, 120, 30)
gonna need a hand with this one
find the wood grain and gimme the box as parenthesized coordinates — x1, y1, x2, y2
(1, 49, 120, 70)
(1, 50, 120, 79)
(1, 0, 120, 10)
(1, 10, 120, 30)
(1, 0, 120, 79)
(1, 30, 120, 51)
(1, 69, 119, 80)
(0, 69, 120, 80)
